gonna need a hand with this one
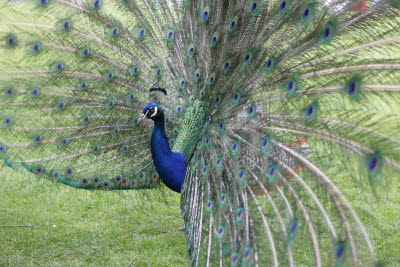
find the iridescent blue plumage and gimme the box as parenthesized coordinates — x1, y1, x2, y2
(141, 103, 186, 193)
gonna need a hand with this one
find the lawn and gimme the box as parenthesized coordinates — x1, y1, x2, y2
(1, 163, 400, 266)
(0, 166, 188, 266)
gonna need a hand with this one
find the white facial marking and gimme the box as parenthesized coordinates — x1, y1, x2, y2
(151, 107, 158, 117)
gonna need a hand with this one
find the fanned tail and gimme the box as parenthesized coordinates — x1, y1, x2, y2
(181, 0, 400, 265)
(0, 0, 189, 190)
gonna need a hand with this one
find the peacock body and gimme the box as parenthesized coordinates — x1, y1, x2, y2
(1, 0, 400, 265)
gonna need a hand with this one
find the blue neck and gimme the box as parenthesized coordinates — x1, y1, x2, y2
(150, 115, 187, 192)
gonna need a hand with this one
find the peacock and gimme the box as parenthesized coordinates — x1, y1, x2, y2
(1, 0, 400, 265)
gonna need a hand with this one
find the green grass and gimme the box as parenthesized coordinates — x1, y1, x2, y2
(0, 166, 187, 266)
(2, 163, 400, 266)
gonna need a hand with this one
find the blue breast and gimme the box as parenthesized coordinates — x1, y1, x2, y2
(150, 115, 186, 192)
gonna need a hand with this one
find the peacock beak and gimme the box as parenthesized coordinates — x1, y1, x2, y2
(137, 110, 149, 123)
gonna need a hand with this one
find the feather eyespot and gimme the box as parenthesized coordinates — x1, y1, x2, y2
(101, 181, 110, 190)
(5, 88, 13, 96)
(200, 89, 205, 98)
(202, 7, 210, 21)
(3, 118, 11, 125)
(179, 78, 185, 88)
(303, 8, 310, 19)
(269, 166, 276, 176)
(0, 145, 5, 152)
(35, 166, 44, 175)
(306, 105, 314, 116)
(92, 176, 100, 186)
(155, 68, 162, 77)
(244, 248, 251, 259)
(54, 62, 64, 72)
(261, 137, 270, 150)
(66, 168, 73, 176)
(52, 171, 59, 179)
(224, 62, 229, 70)
(323, 27, 330, 39)
(7, 37, 15, 46)
(248, 105, 254, 115)
(287, 81, 294, 91)
(61, 138, 68, 146)
(34, 135, 41, 143)
(232, 254, 238, 263)
(167, 30, 174, 40)
(232, 143, 238, 151)
(244, 53, 252, 63)
(84, 116, 90, 123)
(195, 69, 201, 81)
(80, 178, 89, 187)
(130, 180, 137, 188)
(209, 73, 216, 84)
(291, 221, 297, 233)
(220, 193, 226, 203)
(92, 0, 100, 8)
(63, 21, 70, 30)
(280, 0, 286, 10)
(369, 157, 378, 171)
(121, 178, 129, 187)
(217, 226, 224, 237)
(250, 1, 258, 13)
(139, 28, 145, 37)
(237, 208, 243, 218)
(130, 65, 140, 76)
(187, 43, 195, 57)
(32, 44, 40, 52)
(336, 244, 345, 259)
(31, 88, 39, 97)
(210, 31, 220, 47)
(348, 82, 356, 94)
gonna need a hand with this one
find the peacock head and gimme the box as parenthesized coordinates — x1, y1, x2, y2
(139, 102, 164, 122)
